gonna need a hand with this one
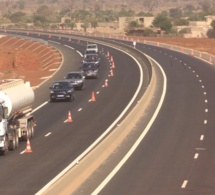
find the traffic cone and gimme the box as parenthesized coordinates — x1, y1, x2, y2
(91, 91, 96, 102)
(112, 61, 115, 68)
(106, 51, 110, 58)
(110, 69, 114, 77)
(67, 111, 73, 122)
(110, 56, 113, 63)
(104, 79, 108, 87)
(25, 138, 32, 153)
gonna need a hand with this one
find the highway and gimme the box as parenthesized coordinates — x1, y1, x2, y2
(87, 41, 215, 195)
(0, 32, 150, 195)
(0, 31, 215, 195)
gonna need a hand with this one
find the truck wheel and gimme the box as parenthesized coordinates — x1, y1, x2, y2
(9, 136, 16, 151)
(27, 122, 32, 138)
(30, 121, 35, 138)
(15, 130, 19, 148)
(22, 129, 29, 141)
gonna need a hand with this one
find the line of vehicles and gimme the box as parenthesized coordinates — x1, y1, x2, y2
(49, 43, 100, 102)
(0, 43, 100, 155)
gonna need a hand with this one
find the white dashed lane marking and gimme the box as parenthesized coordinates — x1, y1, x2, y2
(45, 132, 52, 137)
(194, 153, 199, 159)
(200, 135, 204, 141)
(181, 180, 188, 188)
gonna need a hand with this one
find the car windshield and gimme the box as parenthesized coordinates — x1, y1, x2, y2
(53, 82, 69, 89)
(82, 63, 97, 70)
(67, 73, 82, 79)
(85, 50, 96, 55)
(84, 55, 98, 62)
(87, 45, 97, 49)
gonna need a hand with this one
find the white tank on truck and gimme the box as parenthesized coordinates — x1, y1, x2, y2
(0, 79, 36, 155)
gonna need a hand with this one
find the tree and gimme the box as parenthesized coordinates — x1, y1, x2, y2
(64, 19, 76, 29)
(152, 13, 172, 33)
(36, 5, 52, 17)
(91, 19, 98, 29)
(169, 8, 182, 20)
(8, 11, 26, 23)
(33, 14, 48, 27)
(81, 21, 89, 32)
(127, 20, 139, 30)
(118, 8, 135, 17)
(207, 20, 215, 38)
(140, 0, 158, 13)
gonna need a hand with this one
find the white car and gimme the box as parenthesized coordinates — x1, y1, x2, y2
(86, 43, 98, 53)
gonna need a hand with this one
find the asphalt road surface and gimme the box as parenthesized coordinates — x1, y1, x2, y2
(0, 33, 146, 195)
(92, 40, 215, 195)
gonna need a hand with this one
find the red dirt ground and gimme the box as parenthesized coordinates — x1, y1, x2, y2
(0, 35, 62, 87)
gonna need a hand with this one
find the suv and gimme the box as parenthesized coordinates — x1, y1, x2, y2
(64, 71, 85, 90)
(81, 62, 99, 79)
(49, 80, 75, 102)
(86, 43, 98, 53)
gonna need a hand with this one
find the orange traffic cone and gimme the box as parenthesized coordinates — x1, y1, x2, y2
(91, 91, 96, 102)
(104, 79, 108, 87)
(106, 51, 110, 58)
(110, 69, 114, 77)
(67, 111, 73, 122)
(110, 56, 113, 63)
(112, 61, 115, 68)
(25, 138, 32, 153)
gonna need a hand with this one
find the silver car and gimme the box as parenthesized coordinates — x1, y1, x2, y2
(64, 71, 86, 90)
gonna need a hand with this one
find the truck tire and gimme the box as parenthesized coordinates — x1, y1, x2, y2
(22, 129, 29, 141)
(30, 120, 35, 138)
(27, 122, 32, 138)
(9, 136, 16, 151)
(15, 130, 19, 148)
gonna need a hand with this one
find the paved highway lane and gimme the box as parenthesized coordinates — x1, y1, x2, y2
(0, 34, 146, 195)
(91, 42, 215, 195)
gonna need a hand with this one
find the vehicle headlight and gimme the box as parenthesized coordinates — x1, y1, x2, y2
(67, 90, 72, 93)
(50, 90, 54, 94)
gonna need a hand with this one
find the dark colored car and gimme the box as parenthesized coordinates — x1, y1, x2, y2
(49, 80, 75, 102)
(64, 71, 86, 90)
(81, 62, 99, 79)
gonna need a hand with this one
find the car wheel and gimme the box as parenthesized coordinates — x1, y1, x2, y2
(69, 94, 75, 102)
(81, 84, 85, 90)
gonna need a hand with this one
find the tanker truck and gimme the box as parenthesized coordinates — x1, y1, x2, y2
(0, 79, 36, 155)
